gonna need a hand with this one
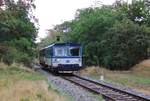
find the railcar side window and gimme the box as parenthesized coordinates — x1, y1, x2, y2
(45, 47, 52, 58)
(70, 47, 80, 56)
(39, 51, 43, 57)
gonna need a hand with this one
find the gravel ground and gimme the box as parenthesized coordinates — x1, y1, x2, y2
(38, 69, 103, 101)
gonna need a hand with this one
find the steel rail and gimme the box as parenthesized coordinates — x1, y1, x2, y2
(74, 74, 150, 101)
(63, 74, 150, 101)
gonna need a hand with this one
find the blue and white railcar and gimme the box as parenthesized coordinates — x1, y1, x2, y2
(39, 43, 82, 71)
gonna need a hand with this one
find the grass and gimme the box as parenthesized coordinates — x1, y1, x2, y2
(80, 59, 150, 95)
(0, 67, 44, 81)
(0, 63, 69, 101)
(90, 93, 104, 101)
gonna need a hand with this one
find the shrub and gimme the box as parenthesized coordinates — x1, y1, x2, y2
(102, 19, 150, 70)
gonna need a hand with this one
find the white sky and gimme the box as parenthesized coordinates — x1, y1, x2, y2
(34, 0, 131, 39)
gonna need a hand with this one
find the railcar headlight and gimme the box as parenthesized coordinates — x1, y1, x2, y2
(78, 59, 81, 62)
(53, 59, 59, 62)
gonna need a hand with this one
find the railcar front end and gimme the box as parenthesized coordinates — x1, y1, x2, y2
(39, 43, 82, 72)
(52, 43, 82, 71)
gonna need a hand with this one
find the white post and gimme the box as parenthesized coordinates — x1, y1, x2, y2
(100, 66, 104, 81)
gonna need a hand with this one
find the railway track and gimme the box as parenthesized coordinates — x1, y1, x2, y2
(63, 74, 150, 101)
(33, 63, 150, 101)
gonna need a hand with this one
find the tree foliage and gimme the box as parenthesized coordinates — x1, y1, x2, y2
(52, 0, 150, 70)
(0, 0, 37, 65)
(102, 19, 150, 70)
(38, 29, 62, 48)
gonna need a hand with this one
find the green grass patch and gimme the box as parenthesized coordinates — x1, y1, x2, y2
(90, 73, 150, 86)
(20, 98, 32, 101)
(90, 93, 104, 101)
(111, 74, 150, 85)
(0, 66, 44, 81)
(0, 64, 69, 101)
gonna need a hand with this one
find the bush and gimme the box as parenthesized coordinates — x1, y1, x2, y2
(0, 45, 34, 66)
(102, 19, 150, 70)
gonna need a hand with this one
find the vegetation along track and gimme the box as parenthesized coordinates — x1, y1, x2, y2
(62, 74, 150, 101)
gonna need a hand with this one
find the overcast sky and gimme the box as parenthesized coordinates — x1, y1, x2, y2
(34, 0, 131, 39)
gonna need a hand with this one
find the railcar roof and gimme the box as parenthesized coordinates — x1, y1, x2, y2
(54, 43, 81, 46)
(40, 43, 81, 50)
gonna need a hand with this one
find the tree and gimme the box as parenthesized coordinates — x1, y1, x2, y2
(0, 0, 37, 65)
(114, 0, 150, 25)
(38, 29, 63, 48)
(46, 0, 150, 70)
(102, 19, 150, 70)
(54, 6, 117, 66)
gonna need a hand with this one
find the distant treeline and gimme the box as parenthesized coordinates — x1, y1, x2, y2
(0, 0, 37, 65)
(42, 0, 150, 70)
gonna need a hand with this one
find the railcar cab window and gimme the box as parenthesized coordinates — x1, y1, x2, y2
(69, 47, 80, 56)
(54, 47, 67, 56)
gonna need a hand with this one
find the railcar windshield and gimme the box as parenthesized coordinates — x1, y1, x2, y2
(54, 47, 67, 56)
(69, 47, 80, 56)
(54, 46, 81, 57)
